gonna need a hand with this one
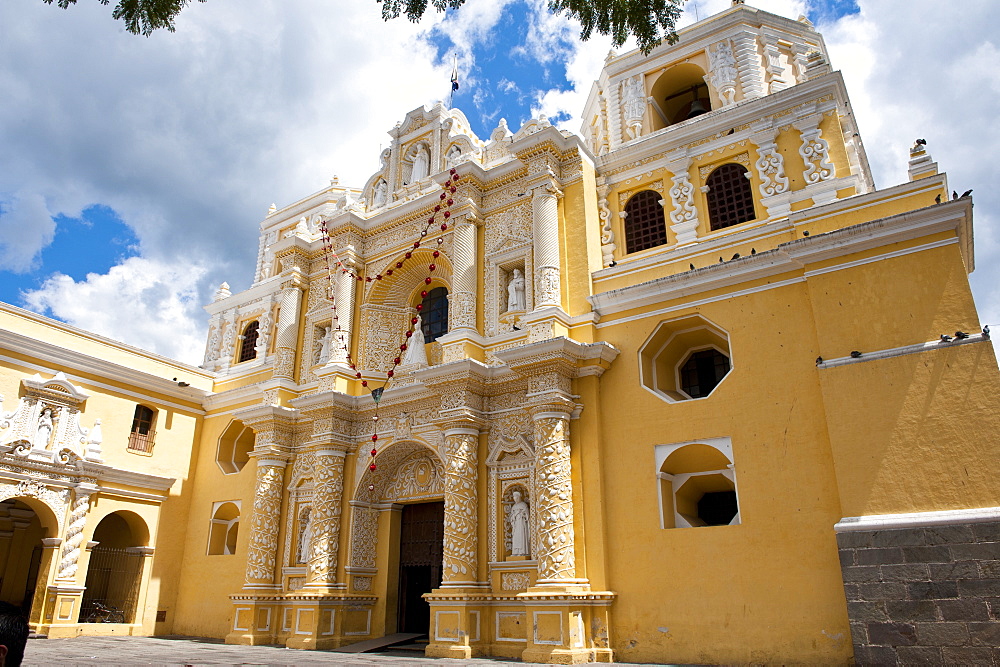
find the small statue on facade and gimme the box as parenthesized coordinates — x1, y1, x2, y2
(621, 75, 645, 140)
(35, 407, 54, 449)
(317, 326, 332, 364)
(402, 316, 428, 367)
(508, 490, 530, 557)
(445, 144, 463, 169)
(297, 506, 312, 564)
(373, 179, 388, 208)
(507, 268, 526, 311)
(411, 145, 430, 181)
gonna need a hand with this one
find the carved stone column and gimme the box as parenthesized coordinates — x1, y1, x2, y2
(667, 157, 699, 245)
(306, 448, 345, 587)
(243, 455, 288, 589)
(448, 215, 478, 332)
(328, 265, 357, 364)
(531, 407, 577, 585)
(441, 427, 480, 586)
(56, 483, 97, 583)
(760, 32, 788, 93)
(273, 285, 303, 379)
(531, 183, 562, 309)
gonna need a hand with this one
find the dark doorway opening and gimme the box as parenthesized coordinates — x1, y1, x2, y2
(397, 501, 443, 634)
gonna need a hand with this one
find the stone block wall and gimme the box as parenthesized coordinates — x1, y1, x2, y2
(837, 520, 1000, 665)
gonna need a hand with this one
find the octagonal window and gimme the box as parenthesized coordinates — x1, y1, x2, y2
(217, 420, 254, 474)
(655, 438, 740, 529)
(639, 315, 732, 403)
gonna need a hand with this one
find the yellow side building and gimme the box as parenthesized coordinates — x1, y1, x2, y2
(1, 4, 998, 664)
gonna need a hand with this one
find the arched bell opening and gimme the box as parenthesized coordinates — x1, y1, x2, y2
(649, 63, 713, 131)
(81, 511, 150, 624)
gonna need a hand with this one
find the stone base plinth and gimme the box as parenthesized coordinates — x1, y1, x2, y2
(225, 593, 377, 649)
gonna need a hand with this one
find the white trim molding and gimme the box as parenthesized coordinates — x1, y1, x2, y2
(835, 507, 1000, 532)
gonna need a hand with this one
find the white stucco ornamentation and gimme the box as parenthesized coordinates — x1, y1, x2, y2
(309, 450, 344, 584)
(244, 460, 287, 586)
(57, 484, 96, 581)
(753, 137, 789, 196)
(668, 161, 698, 245)
(797, 121, 835, 184)
(533, 414, 576, 583)
(705, 40, 738, 106)
(442, 429, 479, 583)
(620, 75, 645, 140)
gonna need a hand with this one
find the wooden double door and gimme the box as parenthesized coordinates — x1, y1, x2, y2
(397, 501, 444, 634)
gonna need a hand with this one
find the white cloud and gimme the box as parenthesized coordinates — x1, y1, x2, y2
(21, 257, 209, 365)
(0, 192, 56, 273)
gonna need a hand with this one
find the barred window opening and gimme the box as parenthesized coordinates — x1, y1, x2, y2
(238, 321, 259, 362)
(706, 163, 756, 231)
(624, 190, 668, 253)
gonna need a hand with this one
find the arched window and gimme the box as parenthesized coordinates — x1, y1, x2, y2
(127, 404, 156, 454)
(421, 287, 449, 343)
(655, 440, 740, 530)
(208, 502, 240, 555)
(706, 163, 756, 231)
(238, 321, 259, 362)
(624, 190, 668, 254)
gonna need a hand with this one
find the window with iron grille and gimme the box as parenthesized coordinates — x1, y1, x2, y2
(238, 321, 259, 362)
(624, 190, 668, 253)
(706, 163, 756, 231)
(420, 287, 449, 343)
(680, 348, 731, 399)
(127, 405, 156, 454)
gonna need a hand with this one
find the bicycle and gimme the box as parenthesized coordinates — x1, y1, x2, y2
(83, 601, 126, 623)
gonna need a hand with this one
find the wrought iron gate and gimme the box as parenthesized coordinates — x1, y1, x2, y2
(81, 547, 144, 623)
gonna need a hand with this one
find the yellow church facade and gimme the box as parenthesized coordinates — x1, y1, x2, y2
(1, 4, 998, 664)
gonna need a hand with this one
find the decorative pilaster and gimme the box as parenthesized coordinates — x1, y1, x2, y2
(531, 408, 576, 585)
(306, 448, 345, 587)
(448, 215, 478, 331)
(329, 264, 357, 364)
(731, 30, 766, 100)
(597, 182, 616, 266)
(243, 455, 288, 588)
(531, 182, 563, 309)
(760, 32, 788, 93)
(441, 427, 480, 586)
(273, 284, 303, 379)
(56, 483, 97, 582)
(795, 115, 835, 185)
(752, 127, 791, 218)
(667, 157, 699, 245)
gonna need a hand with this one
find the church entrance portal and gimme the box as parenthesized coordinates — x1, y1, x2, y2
(396, 501, 443, 634)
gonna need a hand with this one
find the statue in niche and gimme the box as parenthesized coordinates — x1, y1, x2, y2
(296, 506, 312, 564)
(507, 268, 526, 311)
(402, 315, 428, 366)
(411, 144, 430, 181)
(35, 407, 54, 449)
(445, 144, 463, 168)
(317, 326, 332, 364)
(508, 490, 530, 557)
(372, 179, 388, 208)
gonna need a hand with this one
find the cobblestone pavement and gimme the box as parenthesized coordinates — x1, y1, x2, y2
(22, 635, 526, 666)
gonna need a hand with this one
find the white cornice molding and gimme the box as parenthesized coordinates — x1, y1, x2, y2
(835, 507, 1000, 532)
(818, 331, 989, 369)
(0, 329, 210, 409)
(589, 197, 970, 318)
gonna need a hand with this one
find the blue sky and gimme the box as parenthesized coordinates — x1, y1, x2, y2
(3, 0, 999, 364)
